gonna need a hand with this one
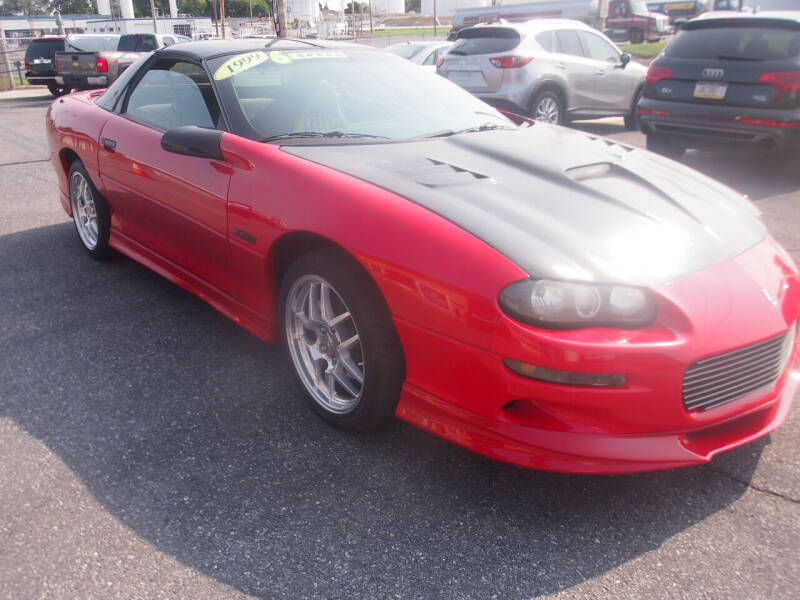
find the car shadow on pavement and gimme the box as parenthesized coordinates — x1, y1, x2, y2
(1, 223, 769, 600)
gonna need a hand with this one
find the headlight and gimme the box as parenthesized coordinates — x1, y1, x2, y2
(499, 279, 657, 329)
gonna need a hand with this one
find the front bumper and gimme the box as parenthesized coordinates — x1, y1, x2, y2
(639, 98, 800, 153)
(393, 237, 800, 473)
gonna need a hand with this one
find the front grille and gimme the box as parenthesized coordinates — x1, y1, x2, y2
(682, 329, 793, 412)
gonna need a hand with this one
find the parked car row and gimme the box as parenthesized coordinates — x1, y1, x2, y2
(434, 10, 799, 161)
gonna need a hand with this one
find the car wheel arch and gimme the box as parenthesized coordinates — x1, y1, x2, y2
(527, 81, 568, 116)
(58, 148, 81, 180)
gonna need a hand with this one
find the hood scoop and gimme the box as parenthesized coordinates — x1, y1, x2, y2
(397, 158, 492, 189)
(565, 161, 702, 225)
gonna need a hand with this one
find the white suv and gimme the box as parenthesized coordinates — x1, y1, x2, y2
(438, 19, 647, 128)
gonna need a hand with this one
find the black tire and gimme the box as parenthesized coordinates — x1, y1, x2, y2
(646, 134, 686, 160)
(530, 89, 564, 125)
(47, 81, 71, 97)
(279, 248, 405, 431)
(624, 87, 643, 131)
(68, 160, 113, 260)
(630, 28, 645, 45)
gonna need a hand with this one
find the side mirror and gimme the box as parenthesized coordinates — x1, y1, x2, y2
(161, 126, 224, 160)
(619, 53, 631, 69)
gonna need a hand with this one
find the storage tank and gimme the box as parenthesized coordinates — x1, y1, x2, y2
(119, 0, 135, 19)
(421, 0, 490, 18)
(287, 0, 321, 24)
(371, 0, 405, 14)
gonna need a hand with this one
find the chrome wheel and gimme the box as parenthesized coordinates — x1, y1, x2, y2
(534, 96, 561, 124)
(70, 170, 99, 250)
(285, 274, 365, 415)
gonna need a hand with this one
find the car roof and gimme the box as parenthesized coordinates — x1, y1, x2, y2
(158, 38, 370, 61)
(690, 10, 800, 28)
(468, 18, 594, 34)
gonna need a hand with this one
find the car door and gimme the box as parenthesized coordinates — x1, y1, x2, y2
(579, 30, 638, 112)
(97, 57, 236, 297)
(553, 29, 597, 111)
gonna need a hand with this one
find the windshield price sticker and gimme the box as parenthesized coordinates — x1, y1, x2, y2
(214, 51, 269, 80)
(269, 50, 347, 64)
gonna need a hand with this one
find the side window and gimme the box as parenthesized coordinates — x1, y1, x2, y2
(580, 32, 620, 63)
(535, 30, 554, 53)
(555, 30, 584, 57)
(422, 47, 444, 66)
(124, 60, 222, 132)
(614, 2, 628, 17)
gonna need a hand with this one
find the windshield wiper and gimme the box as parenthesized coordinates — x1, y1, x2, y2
(424, 123, 515, 138)
(259, 131, 389, 143)
(717, 54, 764, 62)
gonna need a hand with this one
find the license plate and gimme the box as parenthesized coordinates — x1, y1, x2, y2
(449, 71, 485, 88)
(694, 81, 727, 99)
(33, 58, 51, 64)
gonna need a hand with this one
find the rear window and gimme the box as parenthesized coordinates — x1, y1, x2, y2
(118, 35, 157, 52)
(666, 25, 800, 61)
(452, 27, 521, 56)
(25, 39, 63, 60)
(64, 36, 119, 52)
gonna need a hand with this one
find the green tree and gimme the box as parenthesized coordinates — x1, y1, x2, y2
(0, 0, 49, 16)
(344, 1, 366, 14)
(404, 0, 420, 12)
(51, 0, 97, 14)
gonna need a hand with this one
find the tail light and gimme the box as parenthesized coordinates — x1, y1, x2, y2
(489, 55, 533, 69)
(638, 107, 670, 116)
(95, 57, 108, 73)
(739, 117, 800, 128)
(436, 56, 445, 69)
(759, 71, 800, 93)
(645, 65, 674, 83)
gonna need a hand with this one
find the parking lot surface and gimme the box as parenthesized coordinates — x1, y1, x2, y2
(1, 87, 799, 600)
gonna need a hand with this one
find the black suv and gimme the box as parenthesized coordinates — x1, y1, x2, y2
(24, 37, 69, 97)
(638, 12, 800, 159)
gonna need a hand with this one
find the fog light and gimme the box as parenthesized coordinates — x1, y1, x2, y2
(504, 358, 626, 387)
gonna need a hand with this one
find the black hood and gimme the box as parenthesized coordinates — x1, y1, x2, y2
(285, 124, 766, 287)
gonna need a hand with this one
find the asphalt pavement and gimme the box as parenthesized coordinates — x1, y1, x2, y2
(1, 87, 799, 600)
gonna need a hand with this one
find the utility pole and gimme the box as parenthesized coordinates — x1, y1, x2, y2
(55, 10, 65, 36)
(212, 0, 219, 37)
(0, 27, 16, 91)
(221, 0, 226, 38)
(149, 0, 158, 33)
(433, 0, 437, 37)
(275, 0, 288, 37)
(369, 0, 373, 33)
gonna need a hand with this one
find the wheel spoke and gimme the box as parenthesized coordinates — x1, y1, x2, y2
(327, 310, 351, 329)
(307, 282, 319, 321)
(339, 334, 359, 353)
(334, 365, 360, 398)
(324, 368, 336, 396)
(320, 282, 334, 321)
(340, 354, 364, 384)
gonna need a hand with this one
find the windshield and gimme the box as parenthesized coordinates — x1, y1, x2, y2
(208, 48, 513, 143)
(118, 34, 156, 52)
(386, 44, 424, 60)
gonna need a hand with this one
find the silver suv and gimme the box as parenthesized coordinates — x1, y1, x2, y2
(438, 20, 647, 128)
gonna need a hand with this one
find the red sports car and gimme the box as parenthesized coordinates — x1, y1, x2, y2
(47, 39, 800, 473)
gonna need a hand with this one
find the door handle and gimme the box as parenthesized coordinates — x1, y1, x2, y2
(556, 62, 566, 69)
(595, 70, 607, 75)
(102, 138, 116, 152)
